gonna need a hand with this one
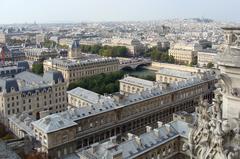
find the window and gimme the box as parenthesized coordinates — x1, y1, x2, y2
(62, 135, 68, 142)
(78, 126, 82, 131)
(90, 123, 93, 128)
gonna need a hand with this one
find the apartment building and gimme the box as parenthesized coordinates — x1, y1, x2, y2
(197, 49, 217, 67)
(119, 75, 156, 94)
(169, 43, 200, 65)
(0, 70, 67, 124)
(23, 47, 58, 62)
(156, 68, 196, 83)
(67, 87, 109, 107)
(43, 57, 119, 83)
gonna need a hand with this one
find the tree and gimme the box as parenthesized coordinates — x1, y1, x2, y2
(207, 62, 214, 68)
(32, 63, 43, 75)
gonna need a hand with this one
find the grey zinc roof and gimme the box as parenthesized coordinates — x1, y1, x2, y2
(15, 71, 45, 84)
(67, 87, 102, 104)
(119, 76, 155, 90)
(157, 68, 194, 79)
(31, 114, 77, 134)
(0, 140, 21, 159)
(0, 71, 64, 94)
(49, 56, 118, 68)
(76, 120, 190, 159)
(43, 70, 64, 83)
(32, 72, 215, 134)
(8, 113, 35, 136)
(0, 78, 19, 93)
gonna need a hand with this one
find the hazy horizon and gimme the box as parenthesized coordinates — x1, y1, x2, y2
(1, 0, 240, 24)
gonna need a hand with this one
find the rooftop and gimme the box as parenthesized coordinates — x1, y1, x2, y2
(76, 120, 191, 159)
(0, 71, 64, 93)
(31, 71, 215, 134)
(67, 87, 103, 105)
(46, 56, 118, 68)
(157, 68, 194, 79)
(119, 75, 155, 90)
(32, 114, 77, 134)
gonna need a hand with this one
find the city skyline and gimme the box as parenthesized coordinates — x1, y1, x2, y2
(1, 0, 240, 24)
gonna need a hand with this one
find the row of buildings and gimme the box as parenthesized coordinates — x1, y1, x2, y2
(168, 42, 218, 66)
(71, 27, 240, 159)
(6, 66, 216, 158)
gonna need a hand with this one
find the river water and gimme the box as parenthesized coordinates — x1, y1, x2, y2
(122, 67, 157, 78)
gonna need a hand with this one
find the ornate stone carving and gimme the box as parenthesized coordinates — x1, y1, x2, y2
(183, 93, 240, 159)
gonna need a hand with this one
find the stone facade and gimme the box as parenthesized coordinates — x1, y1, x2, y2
(156, 68, 197, 83)
(197, 49, 217, 67)
(119, 75, 156, 94)
(0, 71, 67, 124)
(216, 27, 240, 119)
(43, 57, 119, 83)
(23, 47, 58, 62)
(169, 43, 200, 65)
(10, 71, 215, 158)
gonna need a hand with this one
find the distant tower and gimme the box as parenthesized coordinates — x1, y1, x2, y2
(216, 27, 240, 119)
(68, 39, 81, 59)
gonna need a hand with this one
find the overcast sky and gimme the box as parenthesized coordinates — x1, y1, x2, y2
(1, 0, 240, 24)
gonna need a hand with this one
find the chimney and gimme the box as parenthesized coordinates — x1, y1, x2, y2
(153, 129, 160, 137)
(134, 136, 142, 146)
(157, 121, 163, 128)
(91, 142, 99, 153)
(127, 133, 135, 140)
(110, 136, 117, 144)
(165, 124, 171, 133)
(146, 126, 152, 133)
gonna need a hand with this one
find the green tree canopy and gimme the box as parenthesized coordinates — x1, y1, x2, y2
(207, 62, 214, 68)
(32, 63, 43, 75)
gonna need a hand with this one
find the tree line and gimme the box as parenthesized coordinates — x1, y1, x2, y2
(143, 47, 175, 63)
(80, 44, 129, 57)
(68, 71, 125, 94)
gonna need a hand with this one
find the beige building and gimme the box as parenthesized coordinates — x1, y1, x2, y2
(8, 71, 215, 158)
(197, 49, 217, 67)
(23, 47, 58, 62)
(151, 62, 202, 72)
(67, 87, 111, 107)
(119, 75, 156, 94)
(156, 67, 196, 83)
(36, 33, 46, 45)
(103, 38, 145, 56)
(0, 71, 67, 124)
(169, 43, 199, 65)
(43, 57, 119, 83)
(0, 33, 6, 44)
